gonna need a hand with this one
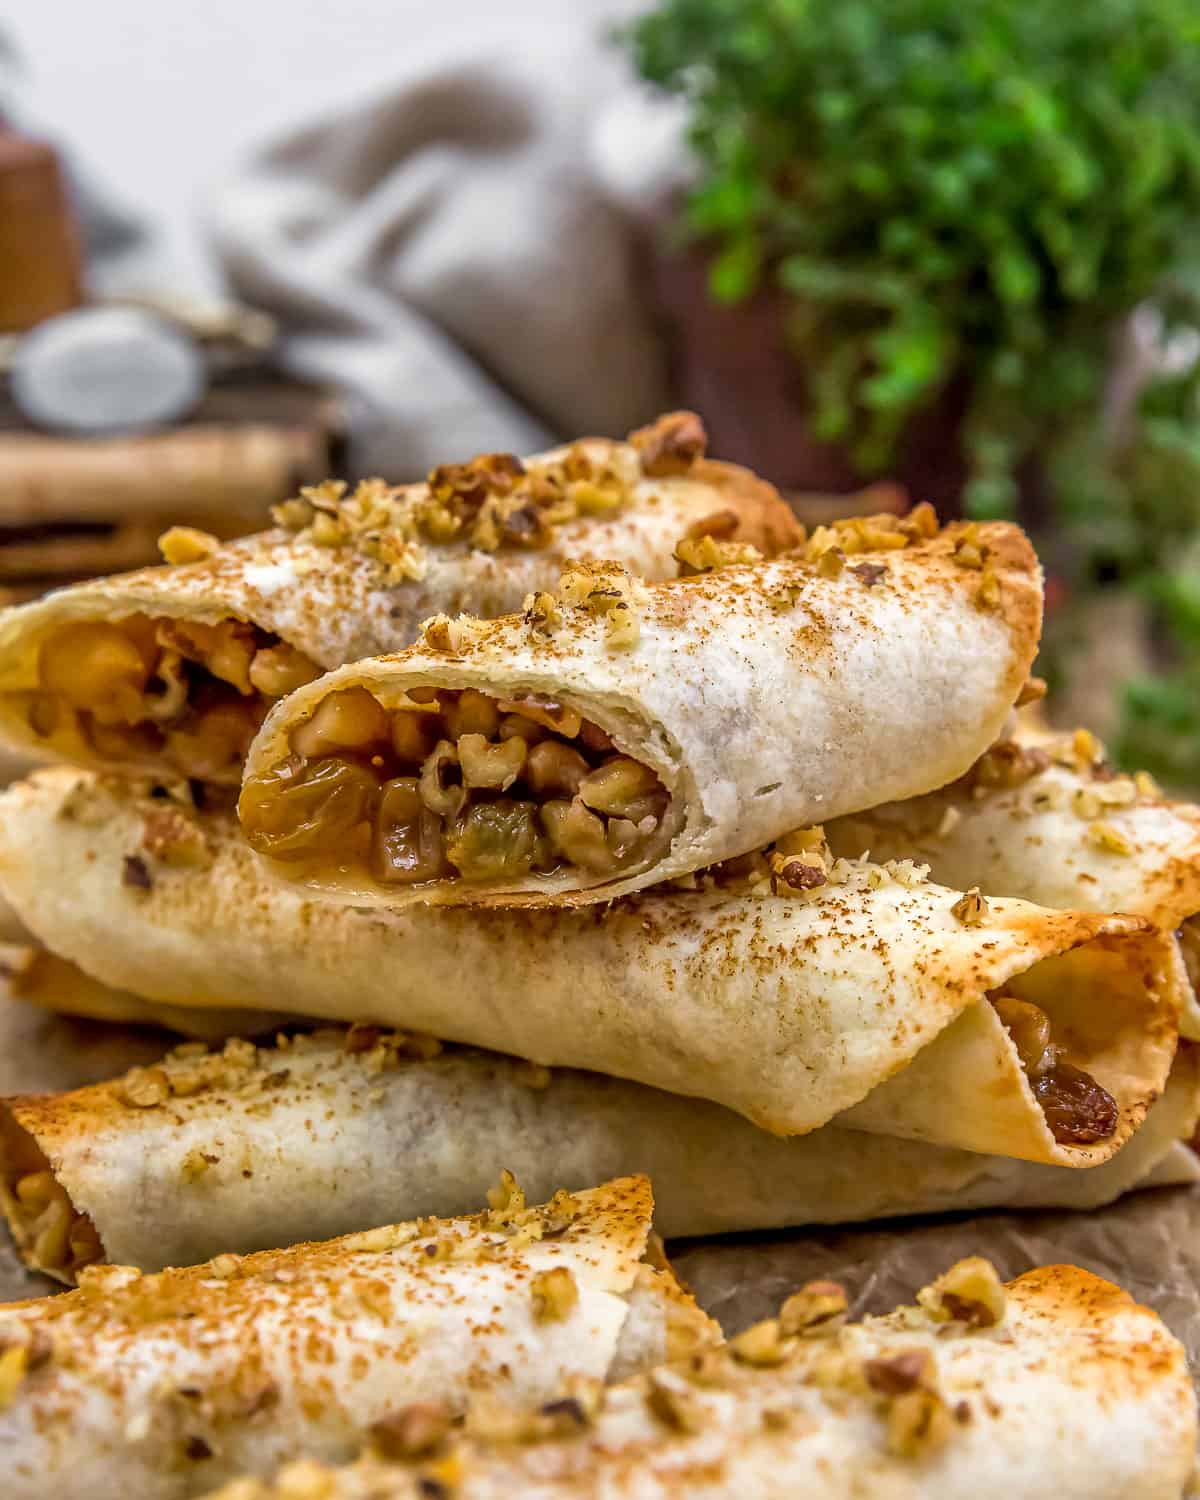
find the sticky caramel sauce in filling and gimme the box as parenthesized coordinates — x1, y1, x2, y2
(992, 994, 1118, 1145)
(239, 686, 670, 888)
(15, 615, 321, 783)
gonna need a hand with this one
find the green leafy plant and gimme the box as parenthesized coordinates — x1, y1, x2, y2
(628, 0, 1200, 782)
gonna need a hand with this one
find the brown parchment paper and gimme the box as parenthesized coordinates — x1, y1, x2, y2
(2, 990, 1198, 1372)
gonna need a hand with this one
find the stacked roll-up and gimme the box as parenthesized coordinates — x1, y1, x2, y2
(0, 414, 1195, 1494)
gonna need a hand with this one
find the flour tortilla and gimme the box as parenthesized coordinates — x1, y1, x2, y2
(242, 520, 1041, 906)
(0, 942, 287, 1041)
(0, 1176, 717, 1500)
(200, 1263, 1197, 1500)
(0, 421, 797, 785)
(828, 729, 1200, 1038)
(0, 770, 1177, 1163)
(3, 1033, 1194, 1278)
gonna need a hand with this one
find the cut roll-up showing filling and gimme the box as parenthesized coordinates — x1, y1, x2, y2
(239, 515, 1042, 906)
(4, 1030, 1195, 1279)
(0, 771, 1178, 1160)
(0, 1175, 718, 1500)
(0, 413, 798, 787)
(201, 1264, 1197, 1500)
(827, 727, 1200, 1038)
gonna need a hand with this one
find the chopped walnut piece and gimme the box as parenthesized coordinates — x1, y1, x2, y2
(1089, 820, 1133, 855)
(864, 1348, 953, 1459)
(629, 410, 707, 475)
(950, 887, 988, 926)
(917, 1257, 1007, 1328)
(1016, 675, 1048, 707)
(728, 1318, 788, 1367)
(963, 739, 1049, 792)
(370, 1401, 452, 1460)
(121, 1066, 170, 1108)
(674, 534, 762, 576)
(420, 613, 482, 655)
(899, 501, 939, 540)
(158, 526, 220, 565)
(975, 568, 1001, 609)
(644, 1368, 708, 1433)
(851, 561, 887, 587)
(779, 1281, 849, 1337)
(141, 807, 210, 868)
(486, 1169, 526, 1222)
(531, 1266, 578, 1323)
(1135, 769, 1161, 800)
(815, 546, 845, 579)
(522, 591, 561, 636)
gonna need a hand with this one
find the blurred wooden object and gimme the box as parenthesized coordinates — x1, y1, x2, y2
(0, 133, 82, 332)
(0, 375, 344, 584)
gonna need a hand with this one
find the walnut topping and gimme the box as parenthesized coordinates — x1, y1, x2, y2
(806, 513, 912, 561)
(851, 561, 887, 587)
(486, 1169, 526, 1223)
(522, 591, 561, 637)
(629, 410, 707, 475)
(1016, 675, 1047, 707)
(531, 1266, 578, 1322)
(420, 613, 484, 655)
(370, 1401, 452, 1460)
(918, 1257, 1006, 1328)
(779, 1281, 849, 1337)
(865, 1348, 953, 1459)
(644, 1368, 708, 1433)
(815, 546, 845, 579)
(683, 507, 742, 542)
(1134, 769, 1161, 800)
(728, 1318, 789, 1367)
(961, 738, 1049, 793)
(122, 853, 153, 890)
(140, 807, 211, 868)
(769, 826, 830, 895)
(158, 526, 220, 565)
(1088, 820, 1133, 855)
(121, 1065, 170, 1108)
(674, 534, 763, 576)
(975, 567, 1001, 610)
(950, 887, 988, 926)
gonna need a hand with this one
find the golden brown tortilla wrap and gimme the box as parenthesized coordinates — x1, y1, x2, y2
(0, 770, 1177, 1163)
(0, 413, 797, 788)
(0, 1176, 718, 1500)
(238, 517, 1042, 907)
(827, 729, 1200, 1038)
(203, 1263, 1197, 1500)
(0, 942, 287, 1041)
(3, 1032, 1194, 1280)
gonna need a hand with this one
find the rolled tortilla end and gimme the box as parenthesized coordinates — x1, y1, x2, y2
(3, 1035, 1195, 1281)
(0, 414, 799, 788)
(198, 1263, 1197, 1500)
(238, 517, 1042, 908)
(0, 1175, 718, 1500)
(827, 728, 1200, 1039)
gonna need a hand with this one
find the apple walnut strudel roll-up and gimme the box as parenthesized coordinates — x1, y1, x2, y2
(202, 1263, 1196, 1500)
(0, 413, 799, 788)
(0, 771, 1178, 1163)
(237, 516, 1042, 907)
(2, 1031, 1195, 1282)
(0, 1175, 717, 1500)
(827, 728, 1200, 1038)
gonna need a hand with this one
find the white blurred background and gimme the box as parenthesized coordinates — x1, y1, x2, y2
(6, 0, 632, 291)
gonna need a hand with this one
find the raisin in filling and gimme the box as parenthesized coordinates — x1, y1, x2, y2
(239, 686, 669, 888)
(992, 994, 1118, 1145)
